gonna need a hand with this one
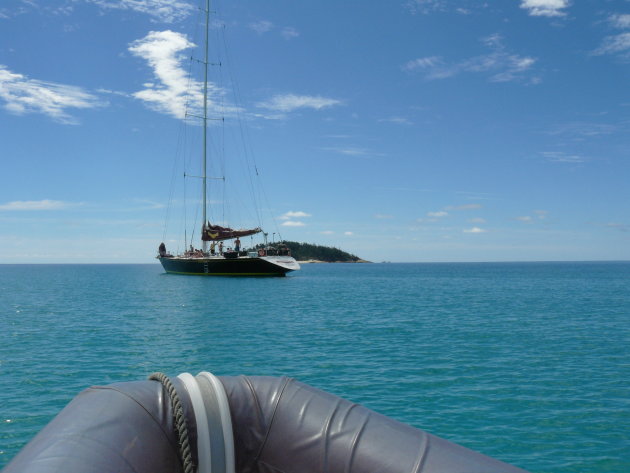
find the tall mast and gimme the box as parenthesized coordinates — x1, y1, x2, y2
(202, 0, 210, 252)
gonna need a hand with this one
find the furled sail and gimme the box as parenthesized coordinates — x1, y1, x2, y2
(202, 222, 262, 242)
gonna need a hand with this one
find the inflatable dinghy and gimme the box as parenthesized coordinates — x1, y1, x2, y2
(3, 372, 530, 473)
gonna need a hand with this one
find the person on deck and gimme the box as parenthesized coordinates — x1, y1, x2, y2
(210, 241, 216, 255)
(234, 238, 241, 252)
(219, 241, 223, 255)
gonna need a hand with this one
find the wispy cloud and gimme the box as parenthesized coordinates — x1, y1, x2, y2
(541, 151, 588, 163)
(520, 0, 570, 18)
(84, 0, 194, 23)
(404, 0, 482, 15)
(0, 199, 76, 211)
(374, 214, 394, 219)
(609, 14, 630, 30)
(257, 94, 341, 113)
(547, 121, 618, 138)
(405, 0, 446, 15)
(130, 199, 165, 210)
(0, 65, 103, 124)
(128, 31, 240, 120)
(594, 32, 630, 57)
(344, 231, 354, 236)
(446, 203, 482, 211)
(379, 116, 413, 125)
(605, 223, 629, 232)
(464, 227, 486, 233)
(248, 21, 299, 40)
(321, 146, 383, 158)
(249, 20, 274, 34)
(320, 230, 334, 235)
(281, 221, 305, 227)
(403, 34, 538, 83)
(402, 56, 442, 72)
(279, 210, 311, 220)
(593, 13, 630, 58)
(129, 30, 201, 119)
(516, 210, 549, 223)
(427, 211, 448, 217)
(281, 27, 299, 40)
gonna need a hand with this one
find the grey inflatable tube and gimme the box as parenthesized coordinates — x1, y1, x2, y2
(3, 374, 530, 473)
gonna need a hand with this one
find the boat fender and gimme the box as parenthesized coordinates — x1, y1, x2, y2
(218, 376, 531, 473)
(3, 373, 532, 473)
(2, 378, 193, 473)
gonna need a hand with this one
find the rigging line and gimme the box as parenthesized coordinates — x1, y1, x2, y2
(191, 196, 200, 248)
(184, 169, 188, 250)
(219, 23, 264, 229)
(164, 3, 204, 249)
(163, 8, 201, 243)
(217, 24, 226, 226)
(167, 100, 196, 236)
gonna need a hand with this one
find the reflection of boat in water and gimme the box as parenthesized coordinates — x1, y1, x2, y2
(4, 371, 531, 473)
(157, 0, 299, 277)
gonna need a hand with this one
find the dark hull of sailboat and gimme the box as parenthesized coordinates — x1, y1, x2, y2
(158, 255, 299, 276)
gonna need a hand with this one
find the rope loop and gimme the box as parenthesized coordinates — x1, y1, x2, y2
(148, 372, 196, 473)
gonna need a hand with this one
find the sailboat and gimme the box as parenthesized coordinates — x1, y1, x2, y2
(157, 1, 300, 277)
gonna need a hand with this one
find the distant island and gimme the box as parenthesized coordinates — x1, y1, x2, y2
(258, 241, 369, 263)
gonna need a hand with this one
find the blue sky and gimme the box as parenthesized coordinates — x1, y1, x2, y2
(1, 0, 629, 263)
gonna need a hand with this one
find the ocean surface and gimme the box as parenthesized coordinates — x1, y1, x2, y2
(1, 262, 629, 472)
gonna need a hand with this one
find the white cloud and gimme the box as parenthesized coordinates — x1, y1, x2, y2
(0, 200, 74, 211)
(322, 146, 380, 157)
(464, 227, 486, 233)
(128, 31, 240, 120)
(257, 94, 341, 113)
(402, 56, 442, 72)
(379, 116, 413, 125)
(520, 0, 569, 17)
(85, 0, 194, 23)
(541, 151, 587, 163)
(280, 210, 311, 220)
(405, 0, 485, 16)
(405, 0, 446, 15)
(374, 214, 394, 219)
(0, 65, 102, 124)
(281, 27, 299, 40)
(427, 211, 448, 217)
(447, 203, 482, 211)
(548, 121, 617, 137)
(249, 20, 274, 34)
(129, 31, 201, 119)
(469, 217, 486, 224)
(594, 32, 630, 56)
(344, 231, 354, 236)
(609, 14, 630, 30)
(281, 221, 305, 227)
(320, 230, 334, 235)
(606, 223, 629, 232)
(403, 34, 537, 83)
(516, 216, 533, 223)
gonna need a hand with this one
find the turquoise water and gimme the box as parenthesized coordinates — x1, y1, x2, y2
(1, 262, 629, 472)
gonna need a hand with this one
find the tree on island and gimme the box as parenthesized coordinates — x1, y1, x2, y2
(256, 241, 365, 262)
